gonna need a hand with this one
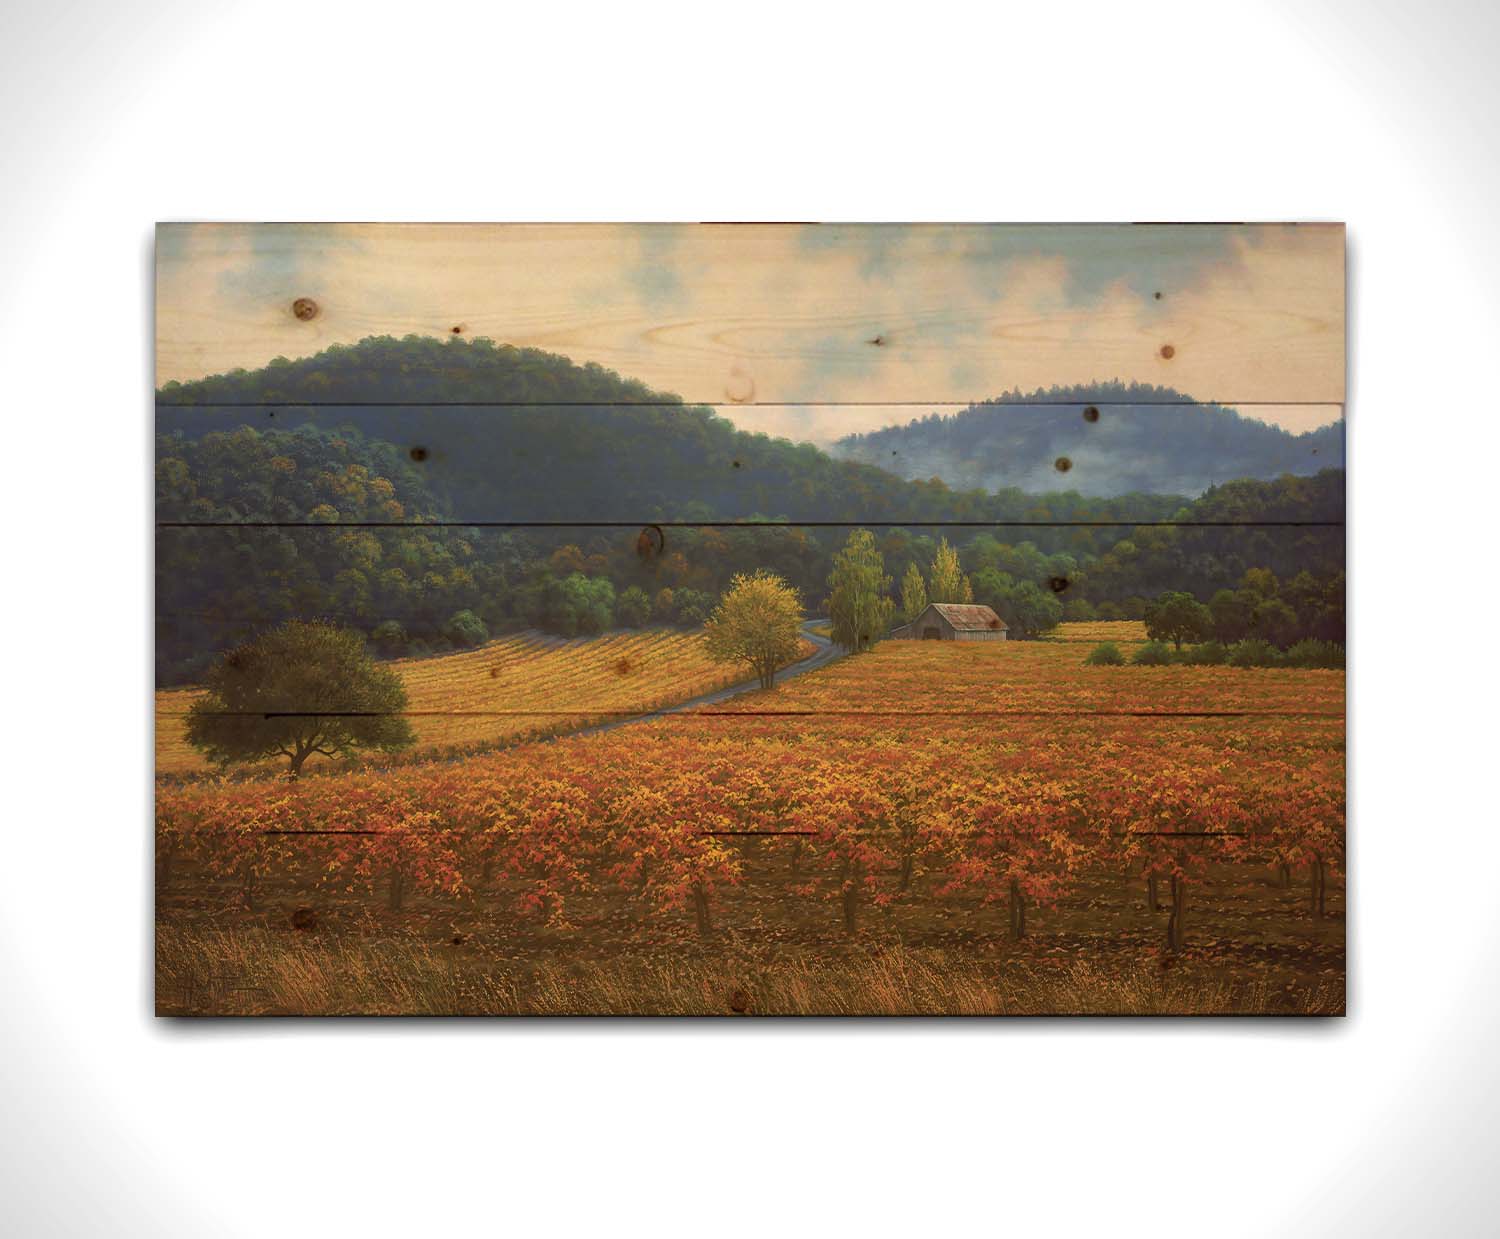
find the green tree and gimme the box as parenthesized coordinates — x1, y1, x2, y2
(972, 569, 1062, 640)
(826, 530, 895, 651)
(370, 619, 408, 656)
(523, 573, 615, 636)
(1143, 591, 1212, 650)
(1249, 596, 1300, 648)
(1282, 570, 1324, 625)
(616, 586, 651, 627)
(928, 538, 971, 604)
(443, 609, 489, 648)
(672, 588, 713, 626)
(995, 581, 1063, 639)
(1208, 589, 1254, 643)
(1240, 567, 1279, 599)
(185, 620, 415, 778)
(1062, 598, 1098, 622)
(899, 562, 928, 624)
(704, 571, 804, 689)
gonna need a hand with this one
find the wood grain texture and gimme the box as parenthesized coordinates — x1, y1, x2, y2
(155, 402, 1344, 524)
(156, 223, 1345, 405)
(154, 223, 1345, 1016)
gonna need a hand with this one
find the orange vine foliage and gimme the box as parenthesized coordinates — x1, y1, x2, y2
(157, 640, 1344, 942)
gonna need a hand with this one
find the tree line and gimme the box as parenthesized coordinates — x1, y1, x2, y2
(157, 336, 1343, 684)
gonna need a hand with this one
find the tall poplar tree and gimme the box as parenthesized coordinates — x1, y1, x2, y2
(900, 562, 928, 623)
(928, 538, 972, 604)
(826, 529, 895, 652)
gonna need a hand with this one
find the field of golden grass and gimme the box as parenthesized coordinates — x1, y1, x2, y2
(1042, 619, 1150, 643)
(156, 923, 1343, 1016)
(157, 627, 809, 775)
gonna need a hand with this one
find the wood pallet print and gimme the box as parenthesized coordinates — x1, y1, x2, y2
(154, 223, 1346, 1016)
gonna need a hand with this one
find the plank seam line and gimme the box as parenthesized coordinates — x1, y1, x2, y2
(157, 520, 1345, 529)
(156, 400, 1348, 409)
(163, 709, 1343, 720)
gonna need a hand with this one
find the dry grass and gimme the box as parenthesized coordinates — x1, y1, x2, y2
(1045, 619, 1150, 644)
(157, 627, 810, 774)
(156, 925, 1342, 1017)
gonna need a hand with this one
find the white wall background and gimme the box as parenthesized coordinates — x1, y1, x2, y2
(2, 1, 1496, 1234)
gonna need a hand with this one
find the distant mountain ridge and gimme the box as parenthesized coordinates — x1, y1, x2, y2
(157, 337, 1199, 526)
(829, 382, 1342, 498)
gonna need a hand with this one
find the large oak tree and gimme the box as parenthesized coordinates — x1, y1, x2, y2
(186, 620, 415, 777)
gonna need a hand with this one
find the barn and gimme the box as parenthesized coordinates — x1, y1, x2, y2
(890, 603, 1008, 641)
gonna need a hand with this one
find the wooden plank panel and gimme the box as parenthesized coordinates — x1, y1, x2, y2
(156, 403, 1343, 523)
(155, 222, 1345, 1017)
(156, 223, 1345, 406)
(156, 522, 1344, 690)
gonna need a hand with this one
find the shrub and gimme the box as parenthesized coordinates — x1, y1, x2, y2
(673, 588, 713, 627)
(1283, 639, 1345, 669)
(444, 609, 490, 648)
(1183, 641, 1228, 666)
(1084, 642, 1125, 666)
(1228, 638, 1282, 668)
(370, 619, 408, 656)
(1132, 640, 1175, 666)
(616, 586, 651, 628)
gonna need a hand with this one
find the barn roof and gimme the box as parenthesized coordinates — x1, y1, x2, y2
(930, 603, 1008, 632)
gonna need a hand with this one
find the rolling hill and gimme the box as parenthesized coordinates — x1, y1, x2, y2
(158, 337, 1193, 525)
(829, 383, 1343, 498)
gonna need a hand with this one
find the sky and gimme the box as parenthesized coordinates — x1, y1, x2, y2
(156, 222, 1345, 443)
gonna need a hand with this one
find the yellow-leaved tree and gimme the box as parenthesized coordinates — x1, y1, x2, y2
(900, 562, 928, 623)
(703, 571, 804, 689)
(826, 529, 895, 652)
(928, 538, 973, 604)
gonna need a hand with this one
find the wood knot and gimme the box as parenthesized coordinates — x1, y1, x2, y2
(409, 446, 429, 462)
(1054, 456, 1072, 473)
(1159, 343, 1175, 360)
(724, 368, 755, 404)
(636, 525, 665, 560)
(727, 988, 751, 1014)
(290, 906, 318, 931)
(291, 297, 319, 321)
(1048, 576, 1070, 593)
(1082, 405, 1100, 423)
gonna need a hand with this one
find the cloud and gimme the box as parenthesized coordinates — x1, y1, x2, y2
(155, 222, 1343, 416)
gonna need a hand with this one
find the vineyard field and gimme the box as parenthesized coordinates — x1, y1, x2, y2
(156, 630, 1345, 1015)
(156, 627, 812, 775)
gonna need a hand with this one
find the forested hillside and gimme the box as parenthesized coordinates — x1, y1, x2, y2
(156, 337, 1343, 684)
(831, 382, 1342, 497)
(158, 338, 1195, 527)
